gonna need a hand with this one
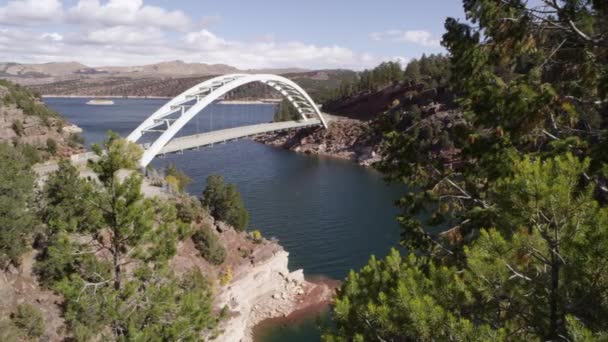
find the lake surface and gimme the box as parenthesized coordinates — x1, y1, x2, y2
(45, 97, 404, 340)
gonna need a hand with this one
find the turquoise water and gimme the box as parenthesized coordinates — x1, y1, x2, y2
(45, 98, 404, 340)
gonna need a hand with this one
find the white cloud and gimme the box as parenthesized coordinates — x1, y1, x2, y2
(67, 0, 191, 31)
(0, 0, 63, 25)
(0, 26, 383, 70)
(184, 29, 230, 51)
(370, 29, 441, 48)
(83, 26, 165, 45)
(41, 32, 63, 41)
(0, 0, 388, 70)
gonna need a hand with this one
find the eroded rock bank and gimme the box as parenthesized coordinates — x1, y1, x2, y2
(214, 245, 334, 342)
(166, 199, 335, 342)
(254, 117, 382, 167)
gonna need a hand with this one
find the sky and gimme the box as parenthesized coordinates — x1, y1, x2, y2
(0, 0, 467, 69)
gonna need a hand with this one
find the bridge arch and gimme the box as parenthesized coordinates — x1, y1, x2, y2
(126, 74, 328, 167)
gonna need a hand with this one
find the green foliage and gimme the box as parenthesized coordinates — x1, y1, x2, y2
(250, 229, 263, 244)
(192, 225, 226, 265)
(56, 267, 217, 341)
(403, 54, 451, 87)
(0, 143, 36, 268)
(15, 143, 41, 165)
(35, 160, 103, 286)
(174, 194, 205, 224)
(340, 0, 608, 340)
(90, 131, 143, 185)
(11, 119, 24, 136)
(201, 174, 249, 231)
(326, 61, 404, 102)
(0, 319, 23, 341)
(46, 138, 57, 155)
(164, 163, 192, 192)
(326, 155, 608, 340)
(0, 79, 61, 125)
(273, 98, 300, 122)
(325, 56, 450, 105)
(35, 133, 219, 339)
(67, 132, 84, 148)
(11, 303, 45, 338)
(324, 249, 502, 342)
(219, 266, 232, 286)
(40, 160, 102, 235)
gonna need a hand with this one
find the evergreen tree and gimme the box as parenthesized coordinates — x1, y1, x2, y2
(0, 143, 36, 268)
(201, 175, 249, 231)
(326, 155, 608, 340)
(273, 98, 300, 122)
(403, 59, 422, 83)
(35, 133, 218, 340)
(327, 1, 608, 340)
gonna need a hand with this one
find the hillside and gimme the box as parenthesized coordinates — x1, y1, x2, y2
(26, 69, 357, 101)
(0, 80, 83, 161)
(0, 60, 312, 88)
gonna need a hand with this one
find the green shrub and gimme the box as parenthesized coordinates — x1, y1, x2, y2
(201, 175, 249, 231)
(1, 80, 60, 125)
(175, 196, 204, 224)
(46, 138, 57, 155)
(250, 230, 263, 244)
(11, 304, 45, 338)
(16, 143, 41, 165)
(0, 320, 22, 341)
(165, 163, 191, 192)
(11, 120, 24, 136)
(192, 226, 226, 265)
(67, 133, 84, 148)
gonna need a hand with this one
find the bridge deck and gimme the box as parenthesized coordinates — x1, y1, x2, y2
(158, 119, 321, 154)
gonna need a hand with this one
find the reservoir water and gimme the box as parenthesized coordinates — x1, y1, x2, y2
(45, 98, 404, 340)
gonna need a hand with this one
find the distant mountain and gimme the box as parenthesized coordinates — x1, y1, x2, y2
(0, 60, 315, 86)
(0, 62, 88, 79)
(21, 65, 357, 102)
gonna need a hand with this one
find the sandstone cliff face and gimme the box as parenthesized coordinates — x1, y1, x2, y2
(216, 249, 311, 342)
(169, 213, 333, 342)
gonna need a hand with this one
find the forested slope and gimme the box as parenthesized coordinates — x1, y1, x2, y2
(324, 1, 608, 340)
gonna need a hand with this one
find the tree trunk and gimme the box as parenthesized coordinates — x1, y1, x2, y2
(114, 251, 121, 290)
(548, 242, 561, 339)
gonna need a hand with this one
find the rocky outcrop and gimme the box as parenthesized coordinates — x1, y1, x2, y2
(215, 246, 333, 342)
(167, 207, 334, 342)
(0, 82, 84, 158)
(255, 118, 382, 167)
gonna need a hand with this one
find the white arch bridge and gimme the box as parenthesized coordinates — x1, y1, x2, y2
(126, 74, 328, 168)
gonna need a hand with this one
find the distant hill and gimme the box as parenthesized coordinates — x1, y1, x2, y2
(0, 60, 356, 102)
(0, 60, 311, 86)
(25, 69, 358, 102)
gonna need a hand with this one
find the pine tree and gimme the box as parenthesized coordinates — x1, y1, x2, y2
(273, 98, 300, 122)
(327, 1, 608, 340)
(0, 143, 36, 268)
(35, 133, 218, 340)
(201, 175, 249, 231)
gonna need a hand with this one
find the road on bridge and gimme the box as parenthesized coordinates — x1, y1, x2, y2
(159, 119, 321, 154)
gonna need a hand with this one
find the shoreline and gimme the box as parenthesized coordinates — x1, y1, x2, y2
(40, 95, 281, 105)
(214, 247, 336, 342)
(251, 276, 339, 341)
(253, 119, 382, 167)
(41, 95, 172, 99)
